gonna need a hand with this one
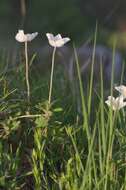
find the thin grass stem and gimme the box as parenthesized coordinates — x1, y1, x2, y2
(73, 45, 90, 140)
(88, 22, 97, 115)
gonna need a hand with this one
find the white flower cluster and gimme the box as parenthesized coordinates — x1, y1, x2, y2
(15, 30, 70, 47)
(105, 85, 126, 111)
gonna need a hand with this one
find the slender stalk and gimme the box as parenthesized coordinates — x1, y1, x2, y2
(88, 22, 97, 114)
(48, 47, 56, 105)
(73, 45, 90, 140)
(25, 41, 30, 103)
(104, 110, 117, 190)
(13, 114, 41, 120)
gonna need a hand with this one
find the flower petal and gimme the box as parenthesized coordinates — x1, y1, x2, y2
(55, 38, 70, 47)
(55, 39, 66, 47)
(115, 85, 126, 99)
(62, 37, 70, 44)
(108, 96, 115, 101)
(105, 99, 111, 107)
(55, 34, 62, 40)
(46, 33, 55, 41)
(26, 32, 38, 41)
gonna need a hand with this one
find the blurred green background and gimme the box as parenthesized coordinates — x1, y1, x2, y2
(0, 0, 126, 46)
(0, 0, 88, 42)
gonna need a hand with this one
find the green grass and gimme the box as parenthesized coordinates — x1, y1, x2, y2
(0, 39, 126, 190)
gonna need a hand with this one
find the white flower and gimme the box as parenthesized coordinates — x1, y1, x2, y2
(105, 95, 126, 111)
(115, 85, 126, 99)
(15, 30, 38, 42)
(46, 33, 70, 47)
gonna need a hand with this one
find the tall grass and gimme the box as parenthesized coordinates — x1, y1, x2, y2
(0, 36, 126, 190)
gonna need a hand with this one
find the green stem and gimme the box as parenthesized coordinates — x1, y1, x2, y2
(48, 47, 56, 105)
(25, 41, 30, 104)
(104, 110, 117, 190)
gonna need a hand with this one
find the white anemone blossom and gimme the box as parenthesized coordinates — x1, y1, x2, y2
(15, 30, 38, 42)
(46, 33, 70, 47)
(115, 85, 126, 99)
(105, 95, 126, 111)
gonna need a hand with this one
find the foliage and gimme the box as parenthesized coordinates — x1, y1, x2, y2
(0, 31, 126, 190)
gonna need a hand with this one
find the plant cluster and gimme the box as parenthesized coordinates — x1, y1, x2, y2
(0, 29, 126, 189)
